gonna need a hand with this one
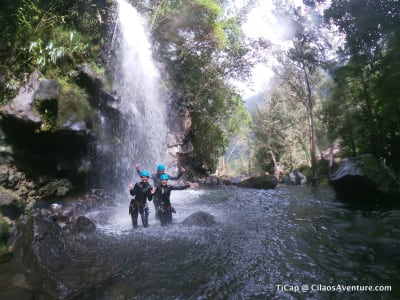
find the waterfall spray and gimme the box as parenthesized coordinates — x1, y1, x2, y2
(103, 0, 169, 197)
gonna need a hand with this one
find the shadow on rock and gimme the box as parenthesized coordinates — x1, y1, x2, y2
(1, 202, 121, 300)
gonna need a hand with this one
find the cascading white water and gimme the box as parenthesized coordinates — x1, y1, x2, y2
(110, 0, 169, 194)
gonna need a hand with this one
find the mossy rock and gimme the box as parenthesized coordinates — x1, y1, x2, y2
(57, 81, 96, 131)
(0, 214, 11, 258)
(330, 154, 400, 202)
(0, 186, 22, 208)
(236, 175, 278, 189)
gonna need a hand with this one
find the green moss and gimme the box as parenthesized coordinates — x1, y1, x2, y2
(86, 62, 113, 92)
(0, 214, 11, 257)
(57, 81, 95, 128)
(318, 177, 330, 187)
(236, 176, 277, 189)
(0, 186, 22, 207)
(35, 98, 58, 132)
(24, 197, 36, 213)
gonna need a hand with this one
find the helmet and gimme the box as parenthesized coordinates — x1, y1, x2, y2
(160, 174, 169, 181)
(140, 170, 150, 178)
(157, 164, 165, 171)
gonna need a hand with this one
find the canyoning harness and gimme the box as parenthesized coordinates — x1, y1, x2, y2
(158, 204, 176, 214)
(129, 181, 152, 215)
(129, 199, 146, 212)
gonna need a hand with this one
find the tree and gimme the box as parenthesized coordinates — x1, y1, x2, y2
(149, 0, 252, 173)
(323, 0, 400, 172)
(250, 1, 332, 180)
(276, 4, 330, 182)
(252, 72, 313, 174)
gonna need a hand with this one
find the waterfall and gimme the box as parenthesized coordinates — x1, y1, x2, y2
(100, 0, 169, 197)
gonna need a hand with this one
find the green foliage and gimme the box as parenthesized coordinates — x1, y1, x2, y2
(190, 81, 249, 171)
(0, 214, 11, 258)
(324, 0, 400, 172)
(150, 0, 252, 172)
(252, 83, 310, 172)
(323, 64, 363, 157)
(0, 0, 109, 103)
(35, 99, 58, 132)
(371, 33, 400, 171)
(324, 0, 399, 64)
(26, 28, 89, 71)
(236, 175, 277, 189)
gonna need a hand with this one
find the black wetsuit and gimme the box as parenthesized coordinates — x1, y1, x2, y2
(137, 169, 184, 219)
(129, 181, 153, 228)
(153, 184, 190, 226)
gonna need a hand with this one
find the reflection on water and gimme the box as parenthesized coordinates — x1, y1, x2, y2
(78, 185, 399, 300)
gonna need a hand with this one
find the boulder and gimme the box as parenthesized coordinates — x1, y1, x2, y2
(0, 186, 21, 208)
(235, 175, 278, 190)
(230, 175, 246, 184)
(3, 205, 101, 299)
(181, 211, 217, 227)
(0, 71, 98, 192)
(329, 154, 400, 203)
(38, 179, 73, 197)
(281, 171, 307, 185)
(2, 71, 42, 124)
(72, 215, 96, 233)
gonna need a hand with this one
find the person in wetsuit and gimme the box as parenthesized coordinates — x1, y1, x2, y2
(128, 170, 153, 228)
(135, 163, 186, 219)
(151, 173, 194, 226)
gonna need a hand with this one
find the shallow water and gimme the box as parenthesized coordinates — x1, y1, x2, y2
(76, 185, 399, 299)
(2, 185, 399, 299)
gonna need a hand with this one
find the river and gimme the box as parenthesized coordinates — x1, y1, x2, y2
(63, 184, 399, 300)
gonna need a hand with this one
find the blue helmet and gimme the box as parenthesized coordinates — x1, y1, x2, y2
(160, 174, 169, 181)
(157, 164, 165, 171)
(140, 170, 150, 178)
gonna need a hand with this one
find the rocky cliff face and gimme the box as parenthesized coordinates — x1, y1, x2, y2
(0, 66, 115, 212)
(0, 64, 195, 214)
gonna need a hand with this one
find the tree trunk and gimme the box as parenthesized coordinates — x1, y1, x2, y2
(328, 147, 334, 176)
(303, 65, 318, 186)
(269, 148, 278, 169)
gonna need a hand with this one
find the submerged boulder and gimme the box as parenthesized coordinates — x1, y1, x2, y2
(181, 211, 217, 227)
(3, 202, 102, 299)
(281, 171, 307, 185)
(329, 154, 400, 203)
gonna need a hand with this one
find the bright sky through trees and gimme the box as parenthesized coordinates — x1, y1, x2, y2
(226, 0, 325, 103)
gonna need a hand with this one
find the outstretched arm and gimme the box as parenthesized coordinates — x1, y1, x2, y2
(168, 166, 186, 180)
(170, 182, 195, 190)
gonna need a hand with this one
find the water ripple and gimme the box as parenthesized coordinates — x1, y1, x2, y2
(12, 185, 399, 299)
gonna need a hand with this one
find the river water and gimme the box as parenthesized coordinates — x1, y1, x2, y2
(70, 184, 399, 300)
